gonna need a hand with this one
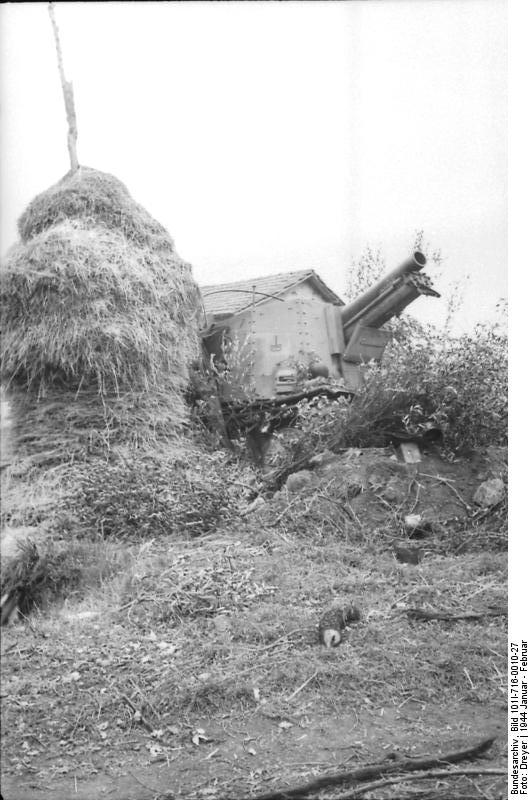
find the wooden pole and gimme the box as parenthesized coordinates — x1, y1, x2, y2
(48, 2, 79, 172)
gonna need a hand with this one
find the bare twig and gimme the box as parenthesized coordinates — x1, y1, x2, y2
(463, 667, 475, 690)
(333, 767, 505, 798)
(285, 670, 318, 702)
(404, 607, 507, 622)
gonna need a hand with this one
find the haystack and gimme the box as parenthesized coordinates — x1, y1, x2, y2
(0, 165, 222, 616)
(1, 166, 201, 458)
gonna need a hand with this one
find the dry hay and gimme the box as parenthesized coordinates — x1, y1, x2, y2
(17, 166, 176, 252)
(1, 221, 200, 456)
(1, 167, 201, 458)
(0, 166, 211, 567)
(1, 221, 199, 395)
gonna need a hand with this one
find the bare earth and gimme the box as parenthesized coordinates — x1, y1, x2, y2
(1, 451, 508, 800)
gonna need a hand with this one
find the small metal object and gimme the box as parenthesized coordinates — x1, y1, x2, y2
(398, 442, 422, 463)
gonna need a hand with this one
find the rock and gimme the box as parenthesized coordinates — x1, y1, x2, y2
(404, 514, 422, 530)
(484, 446, 508, 480)
(473, 478, 505, 508)
(285, 470, 313, 494)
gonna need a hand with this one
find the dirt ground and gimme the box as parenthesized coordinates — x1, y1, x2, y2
(0, 704, 505, 800)
(0, 448, 508, 800)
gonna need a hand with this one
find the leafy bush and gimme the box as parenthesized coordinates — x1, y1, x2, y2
(367, 315, 507, 452)
(279, 239, 507, 458)
(269, 310, 507, 466)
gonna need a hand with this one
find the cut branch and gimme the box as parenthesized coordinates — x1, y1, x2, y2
(48, 2, 79, 172)
(405, 607, 507, 622)
(334, 767, 505, 799)
(241, 736, 496, 800)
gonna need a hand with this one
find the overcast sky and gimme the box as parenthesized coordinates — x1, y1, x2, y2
(0, 0, 507, 331)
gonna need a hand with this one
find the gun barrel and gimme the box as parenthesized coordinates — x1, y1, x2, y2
(341, 251, 427, 331)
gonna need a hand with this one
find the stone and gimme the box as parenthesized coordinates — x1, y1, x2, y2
(285, 470, 313, 494)
(473, 478, 505, 508)
(484, 446, 508, 480)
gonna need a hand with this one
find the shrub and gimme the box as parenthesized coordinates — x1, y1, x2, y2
(333, 237, 507, 454)
(271, 314, 507, 466)
(367, 316, 508, 452)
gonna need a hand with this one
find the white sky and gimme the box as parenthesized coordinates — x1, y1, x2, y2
(0, 0, 507, 331)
